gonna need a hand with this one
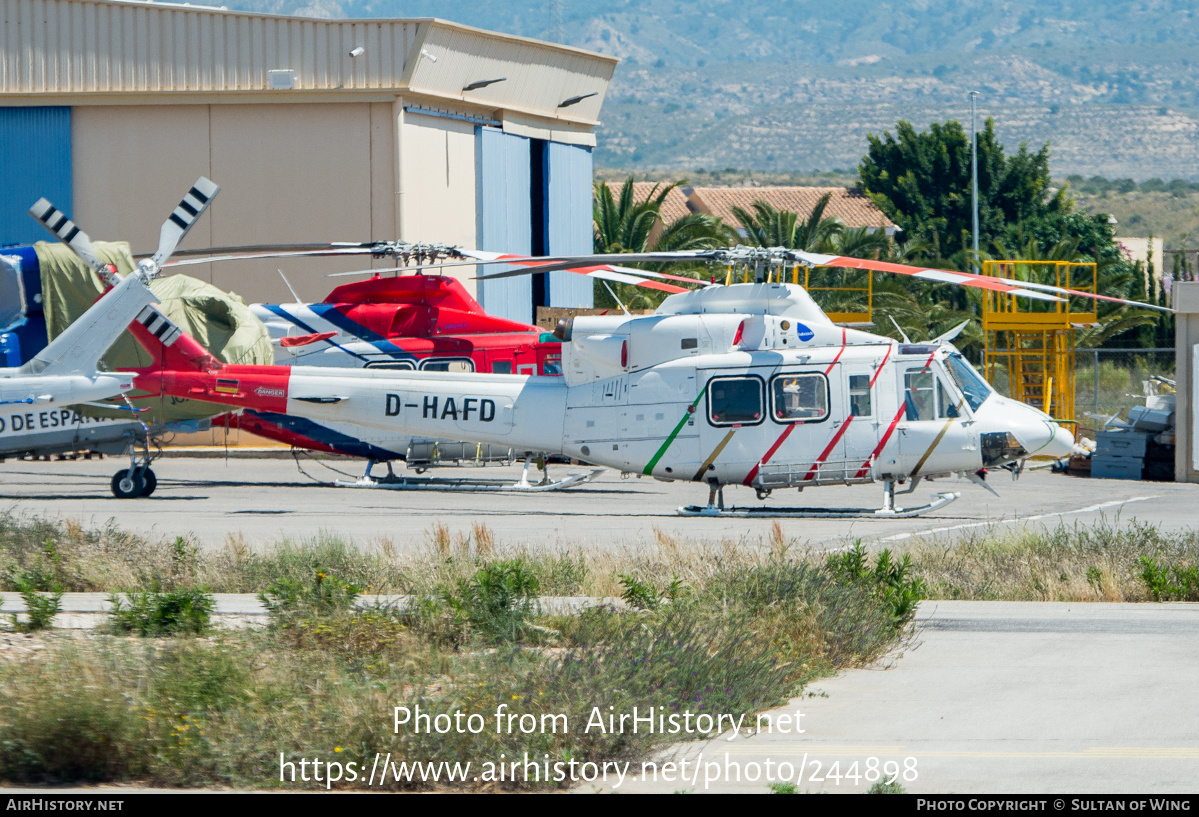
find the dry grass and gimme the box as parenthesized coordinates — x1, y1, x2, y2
(906, 518, 1199, 602)
(2, 510, 1195, 605)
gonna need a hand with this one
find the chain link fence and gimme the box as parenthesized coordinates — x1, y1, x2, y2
(1073, 347, 1175, 439)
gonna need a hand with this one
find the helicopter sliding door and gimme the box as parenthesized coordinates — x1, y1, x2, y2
(895, 363, 980, 476)
(703, 366, 845, 488)
(696, 371, 768, 484)
(829, 362, 887, 484)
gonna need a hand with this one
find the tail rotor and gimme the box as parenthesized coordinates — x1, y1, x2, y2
(30, 177, 221, 284)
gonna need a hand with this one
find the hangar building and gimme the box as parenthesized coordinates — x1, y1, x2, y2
(0, 0, 615, 322)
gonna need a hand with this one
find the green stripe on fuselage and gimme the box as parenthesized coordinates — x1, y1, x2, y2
(642, 385, 708, 476)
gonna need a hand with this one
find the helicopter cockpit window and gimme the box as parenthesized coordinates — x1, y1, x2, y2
(420, 358, 474, 372)
(708, 376, 765, 426)
(904, 368, 960, 421)
(945, 353, 993, 412)
(770, 373, 829, 423)
(491, 361, 513, 374)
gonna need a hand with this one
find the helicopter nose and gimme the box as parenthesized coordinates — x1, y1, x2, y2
(976, 397, 1075, 466)
(1009, 403, 1075, 458)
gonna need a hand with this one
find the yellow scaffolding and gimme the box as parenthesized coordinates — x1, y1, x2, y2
(725, 264, 874, 325)
(981, 260, 1097, 428)
(801, 266, 873, 326)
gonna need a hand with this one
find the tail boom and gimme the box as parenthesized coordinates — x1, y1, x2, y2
(133, 364, 568, 452)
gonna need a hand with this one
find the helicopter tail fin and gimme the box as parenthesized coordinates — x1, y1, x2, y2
(19, 273, 159, 376)
(125, 303, 224, 375)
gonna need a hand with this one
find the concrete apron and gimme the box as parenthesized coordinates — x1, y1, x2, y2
(585, 600, 1199, 795)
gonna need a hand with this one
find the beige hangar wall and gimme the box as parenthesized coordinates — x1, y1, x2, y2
(397, 109, 479, 298)
(72, 101, 399, 305)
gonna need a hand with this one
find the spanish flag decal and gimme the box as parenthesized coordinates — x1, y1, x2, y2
(215, 378, 240, 395)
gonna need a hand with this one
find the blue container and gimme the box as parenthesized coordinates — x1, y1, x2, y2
(1091, 455, 1144, 481)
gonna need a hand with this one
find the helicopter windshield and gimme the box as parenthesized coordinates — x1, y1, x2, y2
(945, 353, 993, 412)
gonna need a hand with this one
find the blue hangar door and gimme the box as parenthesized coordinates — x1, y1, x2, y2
(0, 107, 72, 246)
(476, 128, 595, 324)
(476, 127, 533, 325)
(536, 140, 594, 311)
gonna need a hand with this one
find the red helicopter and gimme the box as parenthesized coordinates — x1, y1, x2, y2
(188, 246, 695, 485)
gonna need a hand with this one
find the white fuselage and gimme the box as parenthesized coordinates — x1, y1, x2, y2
(0, 372, 133, 409)
(252, 284, 1074, 488)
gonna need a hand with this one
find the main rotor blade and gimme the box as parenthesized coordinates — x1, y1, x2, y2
(152, 177, 220, 267)
(168, 248, 379, 268)
(162, 240, 466, 267)
(163, 242, 355, 259)
(28, 198, 105, 274)
(474, 251, 716, 281)
(787, 251, 1173, 313)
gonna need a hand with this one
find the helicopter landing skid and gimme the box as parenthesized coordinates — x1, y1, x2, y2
(677, 491, 960, 518)
(334, 468, 604, 493)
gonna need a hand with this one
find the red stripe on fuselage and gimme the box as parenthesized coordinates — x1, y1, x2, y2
(824, 328, 847, 375)
(742, 421, 798, 485)
(869, 344, 893, 387)
(802, 415, 854, 482)
(855, 404, 908, 479)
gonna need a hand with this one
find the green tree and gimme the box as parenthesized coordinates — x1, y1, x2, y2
(592, 178, 729, 309)
(729, 193, 843, 251)
(593, 179, 728, 254)
(858, 118, 1069, 256)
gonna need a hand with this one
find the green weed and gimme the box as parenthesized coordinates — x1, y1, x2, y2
(8, 573, 61, 632)
(259, 569, 363, 619)
(108, 589, 215, 636)
(1138, 557, 1199, 601)
(437, 559, 542, 644)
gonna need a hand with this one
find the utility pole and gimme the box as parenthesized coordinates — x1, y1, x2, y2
(970, 90, 980, 275)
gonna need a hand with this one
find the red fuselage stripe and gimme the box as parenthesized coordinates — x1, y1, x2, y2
(869, 345, 892, 388)
(802, 415, 854, 482)
(824, 328, 847, 375)
(855, 404, 907, 478)
(742, 421, 798, 485)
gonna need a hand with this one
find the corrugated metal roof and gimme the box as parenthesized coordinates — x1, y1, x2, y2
(0, 0, 616, 126)
(689, 186, 895, 230)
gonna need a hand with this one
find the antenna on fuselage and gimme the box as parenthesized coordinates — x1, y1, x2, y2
(888, 316, 912, 344)
(277, 270, 303, 303)
(601, 281, 631, 317)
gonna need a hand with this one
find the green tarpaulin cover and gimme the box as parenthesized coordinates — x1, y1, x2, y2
(35, 240, 273, 423)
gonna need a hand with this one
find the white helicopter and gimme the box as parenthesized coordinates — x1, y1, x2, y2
(98, 241, 1165, 518)
(25, 177, 221, 496)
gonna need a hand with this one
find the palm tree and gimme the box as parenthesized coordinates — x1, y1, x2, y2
(593, 179, 731, 255)
(592, 178, 730, 309)
(729, 193, 843, 251)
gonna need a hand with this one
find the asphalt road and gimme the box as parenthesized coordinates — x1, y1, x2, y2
(588, 600, 1199, 794)
(0, 456, 1191, 551)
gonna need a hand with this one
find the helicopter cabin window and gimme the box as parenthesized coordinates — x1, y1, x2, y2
(849, 374, 873, 417)
(770, 373, 829, 423)
(491, 361, 513, 374)
(903, 369, 959, 421)
(419, 358, 474, 373)
(364, 360, 415, 370)
(708, 376, 765, 426)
